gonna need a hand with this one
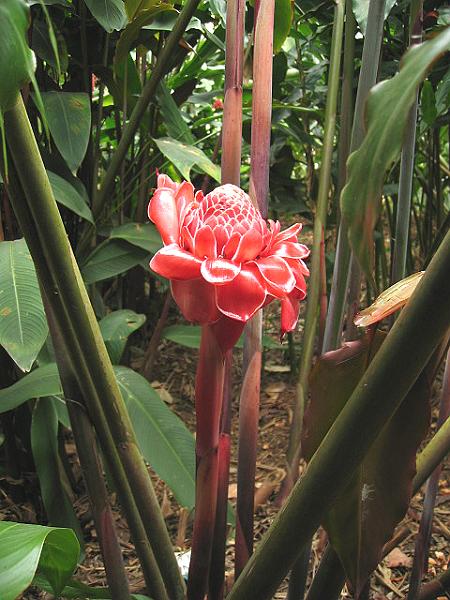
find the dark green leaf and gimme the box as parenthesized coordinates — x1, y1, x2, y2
(84, 0, 128, 32)
(31, 19, 68, 74)
(31, 399, 84, 544)
(341, 28, 450, 279)
(0, 363, 62, 414)
(115, 366, 196, 508)
(162, 324, 281, 350)
(0, 521, 79, 599)
(156, 82, 195, 144)
(302, 334, 430, 595)
(155, 137, 221, 182)
(421, 80, 437, 126)
(80, 240, 149, 284)
(99, 309, 146, 363)
(0, 238, 48, 372)
(41, 92, 91, 172)
(47, 171, 94, 223)
(0, 0, 33, 112)
(109, 222, 162, 254)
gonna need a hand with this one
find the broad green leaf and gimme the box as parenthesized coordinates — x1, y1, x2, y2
(109, 222, 162, 254)
(421, 80, 437, 126)
(156, 81, 195, 144)
(31, 399, 84, 544)
(155, 137, 221, 182)
(0, 0, 33, 112)
(352, 0, 396, 34)
(436, 68, 450, 114)
(0, 239, 48, 372)
(99, 309, 146, 363)
(0, 521, 79, 599)
(115, 366, 196, 508)
(341, 28, 450, 280)
(81, 240, 149, 284)
(114, 3, 174, 69)
(302, 334, 430, 595)
(274, 0, 293, 53)
(31, 19, 68, 74)
(84, 0, 127, 32)
(41, 91, 91, 172)
(162, 324, 281, 350)
(47, 171, 94, 223)
(0, 363, 62, 414)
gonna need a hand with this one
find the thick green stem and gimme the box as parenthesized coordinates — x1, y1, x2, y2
(4, 96, 184, 600)
(187, 324, 226, 600)
(2, 159, 167, 600)
(322, 0, 387, 352)
(391, 0, 423, 284)
(235, 0, 274, 578)
(286, 0, 345, 478)
(227, 230, 450, 600)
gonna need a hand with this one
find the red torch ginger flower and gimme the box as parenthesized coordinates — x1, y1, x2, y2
(148, 175, 309, 336)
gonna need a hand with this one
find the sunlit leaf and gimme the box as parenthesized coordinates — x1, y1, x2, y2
(109, 222, 162, 254)
(47, 171, 94, 223)
(155, 137, 221, 182)
(98, 309, 146, 363)
(274, 0, 293, 53)
(341, 28, 450, 279)
(0, 239, 48, 372)
(354, 271, 425, 327)
(84, 0, 127, 32)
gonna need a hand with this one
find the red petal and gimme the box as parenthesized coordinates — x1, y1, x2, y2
(175, 181, 194, 220)
(194, 225, 217, 259)
(255, 256, 295, 297)
(232, 228, 264, 262)
(276, 223, 302, 243)
(223, 232, 241, 259)
(171, 279, 219, 323)
(201, 258, 241, 284)
(148, 188, 179, 245)
(269, 241, 310, 259)
(157, 174, 178, 191)
(150, 244, 201, 280)
(215, 264, 266, 322)
(281, 294, 300, 336)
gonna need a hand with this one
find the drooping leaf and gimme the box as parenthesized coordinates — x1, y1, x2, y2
(80, 240, 149, 284)
(155, 137, 221, 182)
(156, 81, 195, 144)
(31, 17, 68, 74)
(31, 399, 84, 544)
(0, 0, 33, 113)
(352, 0, 397, 34)
(84, 0, 128, 32)
(114, 3, 174, 69)
(162, 324, 282, 350)
(274, 0, 293, 53)
(115, 366, 196, 508)
(302, 334, 430, 596)
(99, 309, 146, 363)
(421, 79, 437, 126)
(109, 222, 162, 254)
(0, 521, 79, 599)
(354, 271, 425, 327)
(47, 171, 94, 223)
(0, 363, 61, 414)
(0, 239, 48, 372)
(41, 92, 91, 172)
(341, 28, 450, 280)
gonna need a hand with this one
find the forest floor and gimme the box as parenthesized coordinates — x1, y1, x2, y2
(2, 311, 449, 600)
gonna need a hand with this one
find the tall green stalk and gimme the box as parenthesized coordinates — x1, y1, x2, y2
(227, 229, 450, 600)
(322, 0, 387, 352)
(235, 0, 274, 577)
(4, 96, 185, 600)
(2, 159, 167, 600)
(285, 0, 345, 483)
(391, 0, 423, 284)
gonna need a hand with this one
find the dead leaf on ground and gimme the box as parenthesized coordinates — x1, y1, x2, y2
(385, 547, 413, 568)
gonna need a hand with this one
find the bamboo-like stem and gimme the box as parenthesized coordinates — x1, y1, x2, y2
(89, 0, 201, 222)
(285, 0, 345, 483)
(2, 159, 167, 600)
(4, 96, 185, 600)
(391, 0, 423, 284)
(407, 348, 450, 600)
(286, 545, 311, 600)
(43, 296, 131, 600)
(227, 229, 450, 600)
(187, 324, 226, 600)
(322, 0, 387, 353)
(304, 544, 345, 600)
(410, 565, 450, 599)
(235, 0, 274, 579)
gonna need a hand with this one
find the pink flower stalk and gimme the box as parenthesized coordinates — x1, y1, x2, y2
(148, 174, 309, 336)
